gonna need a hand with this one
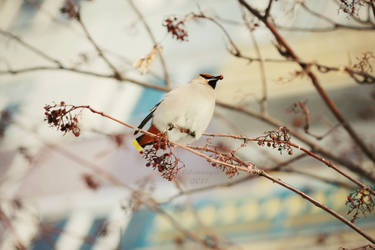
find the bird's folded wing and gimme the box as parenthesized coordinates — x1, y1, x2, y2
(134, 101, 161, 135)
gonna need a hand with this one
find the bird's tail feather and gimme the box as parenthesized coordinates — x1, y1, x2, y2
(132, 125, 161, 151)
(132, 138, 144, 151)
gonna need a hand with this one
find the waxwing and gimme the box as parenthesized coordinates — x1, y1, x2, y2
(132, 73, 223, 150)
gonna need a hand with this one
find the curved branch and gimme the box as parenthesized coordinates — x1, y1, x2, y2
(0, 29, 63, 67)
(239, 0, 375, 165)
(50, 103, 375, 244)
(76, 15, 122, 79)
(128, 0, 171, 87)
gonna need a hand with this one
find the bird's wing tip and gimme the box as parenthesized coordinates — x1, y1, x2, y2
(132, 139, 143, 151)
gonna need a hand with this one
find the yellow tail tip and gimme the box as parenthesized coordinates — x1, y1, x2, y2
(132, 139, 143, 151)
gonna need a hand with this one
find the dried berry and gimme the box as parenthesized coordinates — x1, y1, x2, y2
(256, 127, 292, 155)
(163, 16, 188, 41)
(44, 102, 81, 137)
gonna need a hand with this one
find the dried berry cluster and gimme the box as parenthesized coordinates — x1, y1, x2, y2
(60, 0, 80, 20)
(44, 101, 81, 137)
(163, 17, 188, 41)
(346, 188, 374, 223)
(257, 126, 293, 155)
(353, 51, 375, 73)
(140, 135, 185, 181)
(127, 177, 155, 212)
(82, 173, 100, 190)
(339, 0, 367, 16)
(209, 153, 239, 178)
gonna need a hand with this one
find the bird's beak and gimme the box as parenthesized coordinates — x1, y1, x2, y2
(212, 75, 224, 81)
(207, 75, 223, 89)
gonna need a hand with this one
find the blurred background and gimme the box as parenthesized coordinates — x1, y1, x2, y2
(0, 0, 375, 249)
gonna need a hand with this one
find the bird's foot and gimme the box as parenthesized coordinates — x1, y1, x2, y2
(167, 123, 175, 131)
(167, 123, 196, 137)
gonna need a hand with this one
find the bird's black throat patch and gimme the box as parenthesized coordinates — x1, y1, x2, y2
(208, 79, 218, 89)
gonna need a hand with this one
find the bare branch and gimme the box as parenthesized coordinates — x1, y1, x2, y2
(17, 122, 223, 249)
(300, 2, 375, 30)
(203, 132, 375, 196)
(0, 66, 169, 92)
(287, 101, 341, 140)
(43, 103, 375, 243)
(127, 0, 171, 87)
(281, 168, 357, 190)
(163, 154, 307, 203)
(0, 29, 63, 67)
(216, 101, 375, 183)
(241, 8, 268, 114)
(76, 15, 122, 79)
(265, 0, 274, 18)
(191, 12, 242, 56)
(239, 0, 375, 165)
(260, 169, 375, 243)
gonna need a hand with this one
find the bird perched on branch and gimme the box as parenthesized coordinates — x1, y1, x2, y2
(132, 73, 223, 150)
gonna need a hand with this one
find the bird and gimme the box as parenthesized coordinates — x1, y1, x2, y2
(132, 73, 223, 151)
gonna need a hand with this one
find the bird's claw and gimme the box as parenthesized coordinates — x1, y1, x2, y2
(167, 123, 196, 137)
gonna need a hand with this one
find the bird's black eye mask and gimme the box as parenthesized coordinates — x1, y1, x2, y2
(200, 73, 213, 79)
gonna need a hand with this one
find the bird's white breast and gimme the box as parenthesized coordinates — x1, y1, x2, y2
(152, 82, 215, 144)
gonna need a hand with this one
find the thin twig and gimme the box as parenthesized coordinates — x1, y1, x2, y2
(127, 0, 171, 87)
(192, 12, 241, 56)
(0, 66, 169, 92)
(0, 29, 63, 67)
(76, 15, 122, 79)
(55, 104, 375, 243)
(276, 24, 375, 32)
(0, 209, 26, 249)
(260, 170, 375, 244)
(239, 0, 375, 165)
(203, 132, 375, 195)
(282, 168, 356, 190)
(265, 0, 274, 18)
(216, 101, 375, 183)
(0, 29, 373, 182)
(241, 8, 268, 114)
(163, 154, 306, 203)
(18, 122, 221, 249)
(300, 2, 375, 29)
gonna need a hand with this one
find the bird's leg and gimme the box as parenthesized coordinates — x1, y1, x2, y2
(167, 123, 175, 131)
(168, 123, 196, 137)
(188, 130, 196, 138)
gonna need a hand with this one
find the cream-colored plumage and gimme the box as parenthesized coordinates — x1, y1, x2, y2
(153, 75, 216, 144)
(133, 74, 223, 149)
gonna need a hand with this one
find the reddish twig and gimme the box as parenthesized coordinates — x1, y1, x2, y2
(287, 100, 341, 140)
(259, 170, 374, 243)
(76, 15, 122, 80)
(239, 0, 375, 164)
(128, 0, 171, 87)
(216, 101, 375, 183)
(43, 103, 375, 243)
(0, 29, 63, 67)
(203, 132, 375, 196)
(191, 12, 241, 56)
(0, 208, 26, 249)
(241, 8, 268, 114)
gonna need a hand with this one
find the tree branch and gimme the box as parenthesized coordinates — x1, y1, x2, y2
(0, 29, 63, 67)
(239, 0, 375, 164)
(127, 0, 171, 87)
(76, 15, 123, 79)
(44, 103, 375, 243)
